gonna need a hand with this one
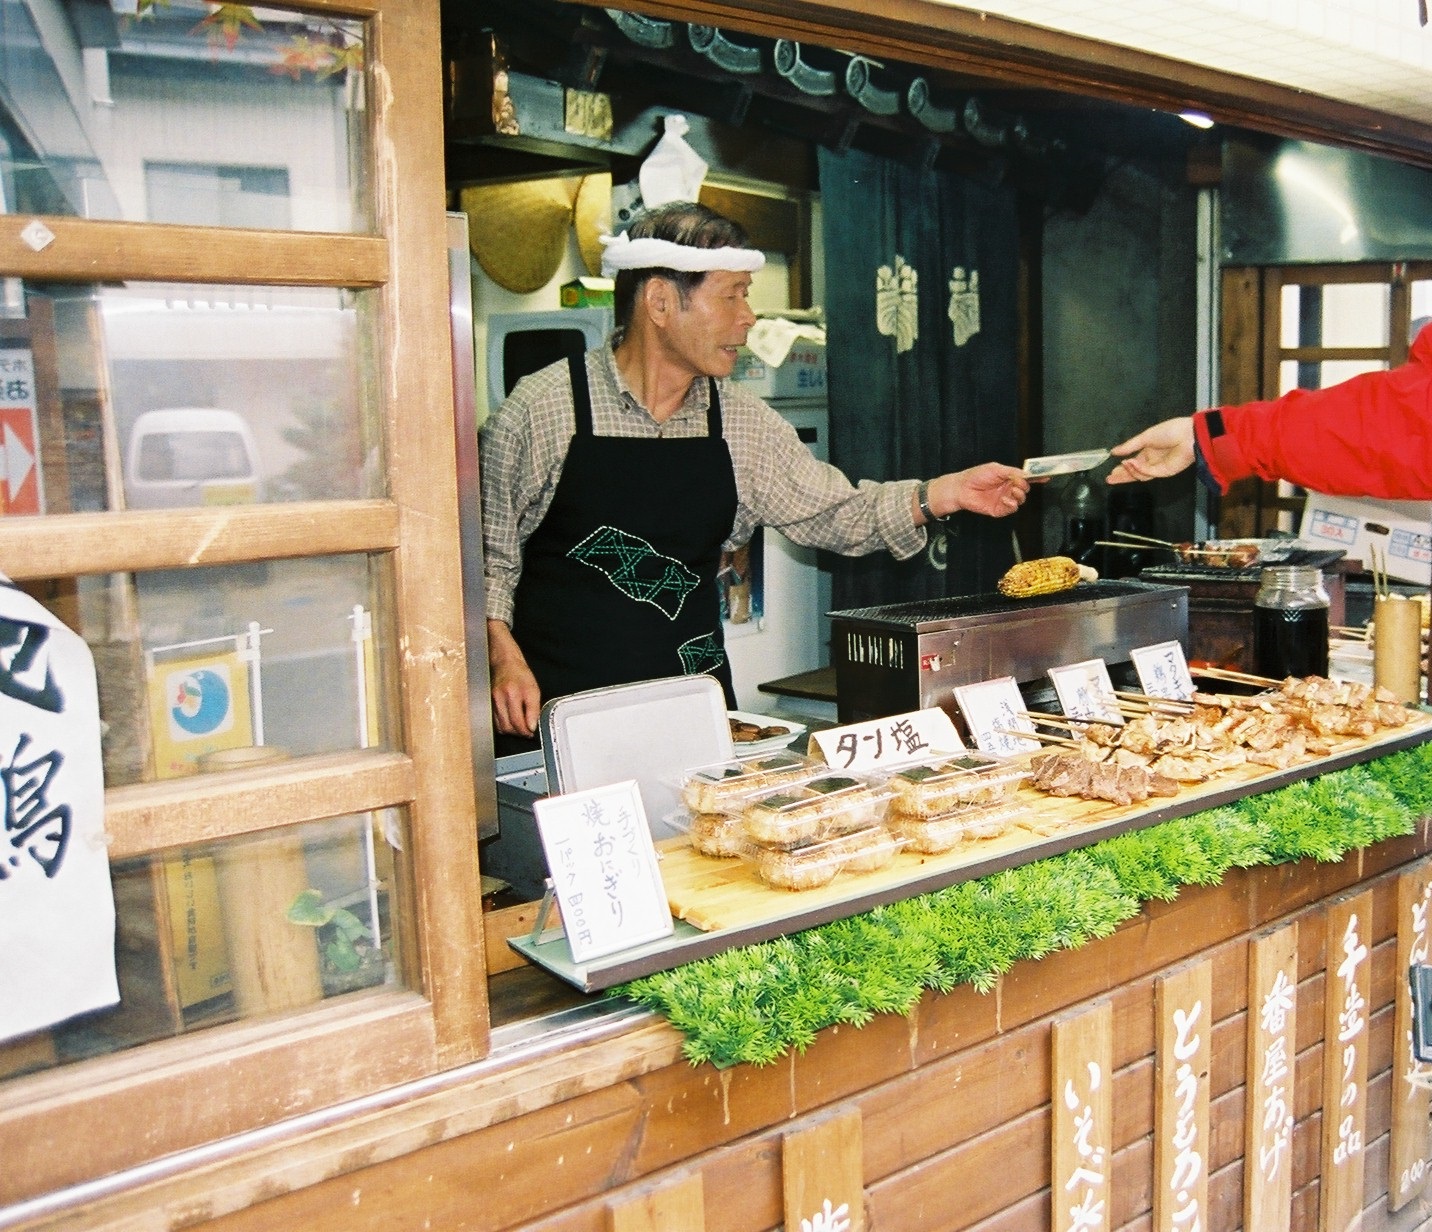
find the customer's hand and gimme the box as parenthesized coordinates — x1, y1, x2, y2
(1107, 417, 1197, 483)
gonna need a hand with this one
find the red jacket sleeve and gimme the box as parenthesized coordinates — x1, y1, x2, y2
(1194, 324, 1432, 500)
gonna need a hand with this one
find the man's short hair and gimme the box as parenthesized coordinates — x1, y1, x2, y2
(612, 202, 751, 337)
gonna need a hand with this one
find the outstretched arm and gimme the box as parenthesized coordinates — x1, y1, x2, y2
(917, 461, 1032, 522)
(1105, 417, 1196, 484)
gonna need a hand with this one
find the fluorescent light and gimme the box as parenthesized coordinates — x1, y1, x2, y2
(1179, 110, 1215, 129)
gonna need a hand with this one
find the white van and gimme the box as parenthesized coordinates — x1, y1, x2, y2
(124, 408, 264, 509)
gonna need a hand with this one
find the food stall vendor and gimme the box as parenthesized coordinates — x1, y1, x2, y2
(480, 200, 1031, 752)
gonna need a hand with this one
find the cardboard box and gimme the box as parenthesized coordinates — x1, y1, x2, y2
(729, 339, 827, 401)
(1299, 493, 1432, 586)
(560, 277, 614, 309)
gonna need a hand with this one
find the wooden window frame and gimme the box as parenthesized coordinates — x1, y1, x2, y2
(1216, 261, 1432, 536)
(0, 0, 491, 1203)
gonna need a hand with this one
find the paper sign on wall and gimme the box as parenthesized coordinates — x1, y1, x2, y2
(1048, 659, 1123, 725)
(1131, 641, 1196, 701)
(0, 348, 43, 515)
(534, 779, 673, 963)
(953, 677, 1041, 757)
(810, 707, 963, 773)
(0, 576, 118, 1042)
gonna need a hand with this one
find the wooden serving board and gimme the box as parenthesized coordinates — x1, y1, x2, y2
(657, 712, 1432, 935)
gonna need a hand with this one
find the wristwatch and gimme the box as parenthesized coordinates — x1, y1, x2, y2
(917, 479, 945, 524)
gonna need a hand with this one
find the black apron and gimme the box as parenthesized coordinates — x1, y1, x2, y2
(506, 355, 739, 746)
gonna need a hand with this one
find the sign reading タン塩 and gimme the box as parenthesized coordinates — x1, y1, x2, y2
(809, 707, 962, 773)
(0, 577, 117, 1041)
(534, 779, 673, 963)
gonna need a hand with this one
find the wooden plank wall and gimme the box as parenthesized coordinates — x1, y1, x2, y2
(36, 829, 1432, 1232)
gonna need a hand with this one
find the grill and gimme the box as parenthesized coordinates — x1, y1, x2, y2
(830, 579, 1189, 725)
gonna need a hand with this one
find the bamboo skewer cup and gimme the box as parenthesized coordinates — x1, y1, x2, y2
(1373, 594, 1423, 702)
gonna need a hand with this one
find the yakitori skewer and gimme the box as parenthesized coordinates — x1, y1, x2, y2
(1190, 665, 1281, 688)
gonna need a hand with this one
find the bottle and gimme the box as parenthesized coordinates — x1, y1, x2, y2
(1253, 565, 1330, 680)
(1058, 478, 1105, 568)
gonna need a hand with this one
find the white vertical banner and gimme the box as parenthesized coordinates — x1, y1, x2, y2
(0, 577, 117, 1040)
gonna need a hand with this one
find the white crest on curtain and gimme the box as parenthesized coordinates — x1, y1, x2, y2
(948, 266, 981, 347)
(875, 255, 919, 353)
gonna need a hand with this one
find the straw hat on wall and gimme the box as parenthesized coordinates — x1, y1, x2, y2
(459, 179, 576, 293)
(574, 173, 613, 278)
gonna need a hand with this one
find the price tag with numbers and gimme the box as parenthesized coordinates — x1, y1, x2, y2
(953, 677, 1041, 757)
(1048, 658, 1123, 725)
(810, 707, 963, 773)
(533, 780, 673, 964)
(1130, 640, 1196, 701)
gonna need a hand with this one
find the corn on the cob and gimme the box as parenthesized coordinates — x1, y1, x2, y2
(997, 556, 1082, 598)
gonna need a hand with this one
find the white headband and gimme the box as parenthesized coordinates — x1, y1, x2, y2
(599, 232, 766, 278)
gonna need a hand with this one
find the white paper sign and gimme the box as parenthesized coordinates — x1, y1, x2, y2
(953, 677, 1041, 757)
(533, 779, 673, 963)
(1048, 659, 1123, 725)
(1131, 640, 1196, 701)
(810, 707, 963, 773)
(0, 577, 118, 1042)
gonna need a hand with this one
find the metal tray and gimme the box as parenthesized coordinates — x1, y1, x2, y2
(539, 674, 734, 840)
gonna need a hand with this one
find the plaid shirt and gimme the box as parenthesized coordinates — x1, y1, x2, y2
(480, 345, 923, 625)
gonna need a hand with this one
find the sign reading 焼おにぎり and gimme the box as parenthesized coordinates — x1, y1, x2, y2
(0, 577, 118, 1041)
(534, 780, 673, 963)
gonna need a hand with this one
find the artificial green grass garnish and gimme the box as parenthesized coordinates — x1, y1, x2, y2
(615, 748, 1427, 1069)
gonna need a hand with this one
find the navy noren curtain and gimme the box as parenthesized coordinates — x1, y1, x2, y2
(818, 146, 1021, 611)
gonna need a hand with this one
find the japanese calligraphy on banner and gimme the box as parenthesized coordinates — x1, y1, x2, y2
(1391, 863, 1432, 1210)
(1155, 960, 1211, 1232)
(1052, 1000, 1113, 1232)
(1320, 890, 1372, 1232)
(1245, 924, 1298, 1232)
(809, 707, 962, 773)
(534, 779, 672, 963)
(0, 577, 118, 1041)
(0, 348, 42, 516)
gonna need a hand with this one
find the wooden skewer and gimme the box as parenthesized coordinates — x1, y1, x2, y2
(1108, 689, 1193, 709)
(1021, 710, 1122, 729)
(1111, 529, 1181, 548)
(1105, 692, 1192, 715)
(1190, 665, 1281, 687)
(993, 727, 1080, 748)
(1331, 624, 1370, 641)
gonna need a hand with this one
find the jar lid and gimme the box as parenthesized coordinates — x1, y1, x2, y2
(1259, 564, 1324, 586)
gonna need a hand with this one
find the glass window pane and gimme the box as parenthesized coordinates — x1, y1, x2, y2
(1279, 282, 1389, 349)
(0, 2, 368, 231)
(1412, 280, 1432, 335)
(1279, 357, 1386, 395)
(5, 809, 408, 1077)
(40, 555, 393, 787)
(5, 282, 381, 516)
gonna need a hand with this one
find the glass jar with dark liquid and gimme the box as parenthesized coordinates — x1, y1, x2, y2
(1253, 564, 1330, 680)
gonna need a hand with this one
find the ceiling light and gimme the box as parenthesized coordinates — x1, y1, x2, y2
(1179, 110, 1215, 129)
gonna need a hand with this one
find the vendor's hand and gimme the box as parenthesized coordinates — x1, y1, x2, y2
(925, 462, 1031, 521)
(487, 619, 542, 738)
(1106, 417, 1196, 484)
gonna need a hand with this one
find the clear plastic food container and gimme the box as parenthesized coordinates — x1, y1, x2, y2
(682, 809, 747, 859)
(890, 801, 1030, 854)
(740, 772, 894, 848)
(885, 754, 1029, 819)
(679, 750, 820, 815)
(744, 823, 904, 891)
